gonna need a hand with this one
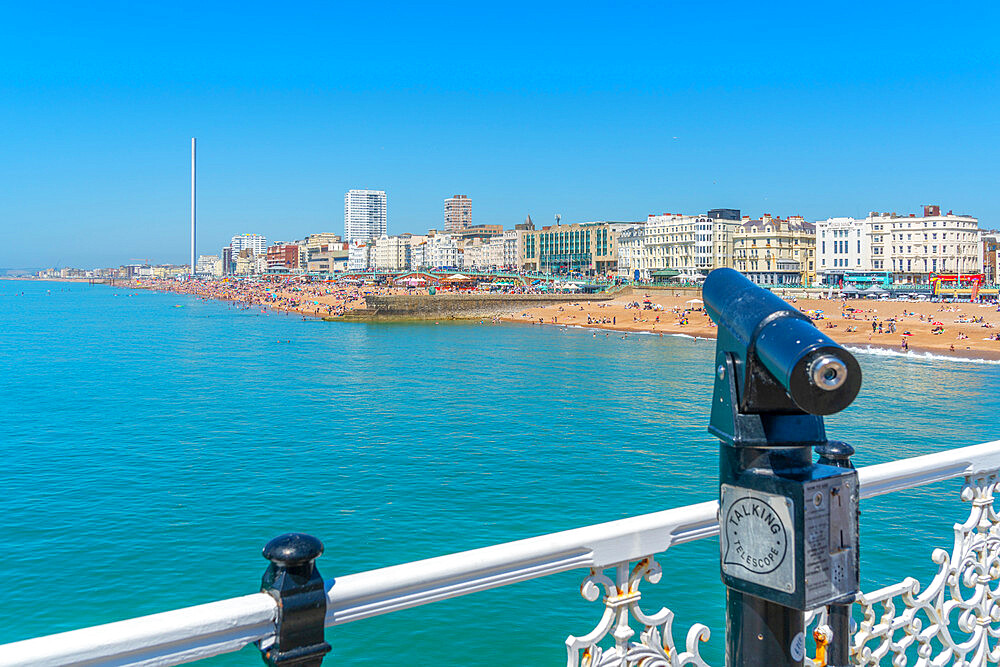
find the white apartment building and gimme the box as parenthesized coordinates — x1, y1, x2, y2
(405, 235, 428, 269)
(815, 206, 981, 285)
(616, 225, 645, 279)
(815, 217, 870, 283)
(230, 233, 268, 257)
(410, 241, 427, 270)
(502, 229, 521, 269)
(486, 236, 504, 270)
(633, 214, 739, 280)
(347, 242, 374, 271)
(463, 239, 487, 270)
(425, 234, 461, 269)
(374, 235, 411, 271)
(196, 254, 222, 277)
(344, 190, 387, 243)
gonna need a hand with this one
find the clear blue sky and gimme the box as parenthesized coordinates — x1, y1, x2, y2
(2, 1, 998, 267)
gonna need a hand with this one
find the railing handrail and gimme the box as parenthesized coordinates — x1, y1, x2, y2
(3, 439, 999, 667)
(0, 593, 276, 667)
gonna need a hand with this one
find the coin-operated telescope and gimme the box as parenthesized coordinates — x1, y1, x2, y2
(703, 268, 862, 667)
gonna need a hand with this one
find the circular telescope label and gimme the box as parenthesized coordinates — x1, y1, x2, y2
(721, 485, 795, 592)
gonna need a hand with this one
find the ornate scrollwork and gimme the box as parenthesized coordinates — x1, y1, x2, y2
(566, 558, 711, 667)
(852, 470, 1000, 666)
(567, 471, 1000, 666)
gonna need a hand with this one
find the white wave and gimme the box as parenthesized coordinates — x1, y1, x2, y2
(557, 324, 708, 341)
(845, 345, 1000, 366)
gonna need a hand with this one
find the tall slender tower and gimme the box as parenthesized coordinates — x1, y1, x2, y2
(190, 138, 197, 276)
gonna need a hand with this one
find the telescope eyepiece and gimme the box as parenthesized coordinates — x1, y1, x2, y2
(809, 355, 848, 392)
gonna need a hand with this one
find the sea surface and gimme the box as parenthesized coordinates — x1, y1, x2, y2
(1, 279, 999, 665)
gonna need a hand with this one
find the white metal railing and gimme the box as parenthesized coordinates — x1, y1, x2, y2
(3, 439, 999, 667)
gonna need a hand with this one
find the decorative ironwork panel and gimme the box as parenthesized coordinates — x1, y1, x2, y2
(852, 470, 1000, 666)
(567, 470, 1000, 667)
(566, 558, 711, 667)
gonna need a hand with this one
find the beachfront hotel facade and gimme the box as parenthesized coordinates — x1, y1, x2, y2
(345, 189, 387, 243)
(520, 221, 638, 276)
(444, 195, 472, 232)
(425, 233, 461, 269)
(373, 235, 412, 271)
(347, 242, 374, 271)
(625, 211, 740, 281)
(815, 205, 983, 286)
(732, 215, 816, 286)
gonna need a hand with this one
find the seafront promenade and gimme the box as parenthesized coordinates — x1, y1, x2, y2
(110, 276, 1000, 361)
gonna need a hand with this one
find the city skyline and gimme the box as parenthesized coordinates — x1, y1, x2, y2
(2, 1, 999, 267)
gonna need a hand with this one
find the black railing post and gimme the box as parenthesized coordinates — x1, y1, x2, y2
(259, 533, 331, 667)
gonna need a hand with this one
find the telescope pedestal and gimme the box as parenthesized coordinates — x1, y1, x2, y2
(727, 589, 804, 667)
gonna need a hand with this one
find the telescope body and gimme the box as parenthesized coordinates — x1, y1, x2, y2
(703, 268, 861, 416)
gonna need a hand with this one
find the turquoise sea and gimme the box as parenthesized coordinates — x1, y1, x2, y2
(2, 279, 999, 665)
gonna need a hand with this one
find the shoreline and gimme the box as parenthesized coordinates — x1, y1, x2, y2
(501, 292, 1000, 362)
(518, 319, 1000, 363)
(19, 277, 1000, 363)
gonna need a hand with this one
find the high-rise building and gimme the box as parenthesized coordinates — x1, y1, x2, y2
(444, 195, 472, 232)
(345, 190, 387, 243)
(230, 234, 268, 257)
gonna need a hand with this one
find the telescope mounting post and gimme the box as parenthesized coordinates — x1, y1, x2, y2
(704, 269, 861, 667)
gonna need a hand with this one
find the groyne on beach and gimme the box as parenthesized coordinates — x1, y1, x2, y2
(339, 292, 614, 321)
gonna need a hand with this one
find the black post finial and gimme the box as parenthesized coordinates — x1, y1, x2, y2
(259, 533, 331, 667)
(816, 440, 856, 469)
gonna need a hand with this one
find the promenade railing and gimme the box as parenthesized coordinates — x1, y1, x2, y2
(3, 439, 1000, 666)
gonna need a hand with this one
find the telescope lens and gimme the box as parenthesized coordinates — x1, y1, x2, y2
(809, 355, 847, 391)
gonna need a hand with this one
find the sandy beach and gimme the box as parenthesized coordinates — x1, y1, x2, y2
(502, 291, 1000, 361)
